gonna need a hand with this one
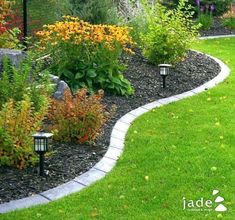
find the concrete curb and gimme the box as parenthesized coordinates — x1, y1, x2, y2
(199, 34, 235, 40)
(0, 48, 231, 214)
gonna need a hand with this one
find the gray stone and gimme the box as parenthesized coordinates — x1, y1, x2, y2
(0, 195, 49, 214)
(0, 49, 25, 71)
(53, 80, 70, 99)
(104, 147, 123, 160)
(94, 157, 117, 173)
(49, 74, 60, 84)
(40, 180, 85, 201)
(74, 169, 106, 186)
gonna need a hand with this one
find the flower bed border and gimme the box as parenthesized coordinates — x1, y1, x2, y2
(0, 35, 232, 214)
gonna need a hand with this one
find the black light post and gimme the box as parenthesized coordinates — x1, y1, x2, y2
(33, 132, 53, 176)
(158, 64, 171, 88)
(23, 0, 28, 49)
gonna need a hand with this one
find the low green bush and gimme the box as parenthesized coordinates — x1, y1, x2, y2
(69, 0, 120, 25)
(166, 0, 232, 17)
(222, 17, 235, 29)
(196, 13, 214, 30)
(135, 0, 199, 65)
(0, 56, 52, 111)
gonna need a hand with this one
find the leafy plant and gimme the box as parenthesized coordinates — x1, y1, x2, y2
(48, 88, 107, 144)
(196, 13, 214, 30)
(0, 56, 52, 111)
(69, 0, 120, 25)
(0, 27, 21, 49)
(0, 0, 14, 25)
(0, 95, 49, 169)
(137, 0, 199, 65)
(166, 0, 233, 17)
(36, 16, 135, 95)
(222, 17, 235, 29)
(0, 0, 22, 49)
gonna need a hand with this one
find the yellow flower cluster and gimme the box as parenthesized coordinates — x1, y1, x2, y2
(36, 16, 135, 53)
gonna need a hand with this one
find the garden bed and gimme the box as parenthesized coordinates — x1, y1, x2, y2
(0, 50, 220, 204)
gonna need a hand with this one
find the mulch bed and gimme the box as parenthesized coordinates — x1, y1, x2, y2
(200, 18, 235, 36)
(0, 50, 221, 204)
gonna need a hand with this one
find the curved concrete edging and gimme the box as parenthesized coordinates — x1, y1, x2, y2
(0, 39, 232, 213)
(199, 34, 235, 40)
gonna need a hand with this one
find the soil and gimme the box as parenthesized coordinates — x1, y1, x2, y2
(0, 50, 221, 204)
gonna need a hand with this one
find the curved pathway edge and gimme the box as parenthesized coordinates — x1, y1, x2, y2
(0, 37, 232, 214)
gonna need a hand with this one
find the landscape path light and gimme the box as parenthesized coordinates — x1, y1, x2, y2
(23, 0, 28, 49)
(32, 132, 53, 176)
(158, 64, 172, 88)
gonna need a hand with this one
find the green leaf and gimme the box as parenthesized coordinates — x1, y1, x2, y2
(87, 69, 97, 78)
(63, 70, 74, 80)
(75, 72, 85, 80)
(86, 79, 93, 88)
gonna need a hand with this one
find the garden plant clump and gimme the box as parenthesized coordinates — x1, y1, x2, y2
(0, 57, 52, 169)
(69, 0, 120, 25)
(222, 5, 235, 29)
(0, 55, 109, 170)
(194, 0, 215, 30)
(129, 0, 199, 65)
(167, 0, 233, 17)
(48, 88, 107, 144)
(36, 16, 135, 95)
(0, 0, 21, 49)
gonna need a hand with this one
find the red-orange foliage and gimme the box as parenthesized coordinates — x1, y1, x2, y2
(48, 89, 107, 144)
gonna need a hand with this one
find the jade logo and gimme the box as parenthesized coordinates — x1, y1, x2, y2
(213, 190, 227, 212)
(182, 190, 227, 212)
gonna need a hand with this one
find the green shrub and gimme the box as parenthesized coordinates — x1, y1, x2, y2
(138, 0, 199, 65)
(196, 13, 214, 30)
(36, 16, 135, 95)
(0, 55, 52, 111)
(69, 0, 120, 24)
(222, 17, 235, 29)
(48, 88, 107, 144)
(0, 95, 49, 169)
(166, 0, 233, 17)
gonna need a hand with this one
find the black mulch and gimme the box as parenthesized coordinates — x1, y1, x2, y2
(200, 18, 235, 36)
(0, 50, 221, 204)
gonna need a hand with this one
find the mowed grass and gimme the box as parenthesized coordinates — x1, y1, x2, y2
(1, 38, 235, 220)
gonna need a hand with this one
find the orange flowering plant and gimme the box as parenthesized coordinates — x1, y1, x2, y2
(36, 16, 135, 95)
(48, 88, 107, 144)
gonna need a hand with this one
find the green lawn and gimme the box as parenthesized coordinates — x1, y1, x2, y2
(1, 38, 235, 220)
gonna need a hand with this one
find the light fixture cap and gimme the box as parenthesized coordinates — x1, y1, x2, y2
(32, 132, 53, 139)
(158, 64, 172, 68)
